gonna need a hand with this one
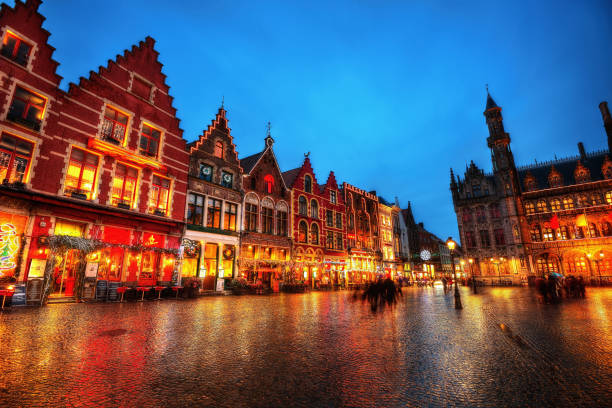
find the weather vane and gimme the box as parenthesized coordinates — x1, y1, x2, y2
(266, 121, 271, 136)
(304, 152, 310, 158)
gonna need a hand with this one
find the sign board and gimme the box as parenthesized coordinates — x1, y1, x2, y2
(216, 278, 225, 292)
(11, 283, 26, 306)
(28, 259, 47, 278)
(85, 262, 99, 278)
(26, 278, 43, 303)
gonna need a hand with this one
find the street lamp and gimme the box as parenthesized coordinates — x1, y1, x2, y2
(469, 258, 477, 294)
(594, 250, 604, 286)
(446, 237, 462, 309)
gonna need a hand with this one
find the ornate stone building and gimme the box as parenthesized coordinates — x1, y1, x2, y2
(452, 93, 612, 285)
(184, 106, 242, 290)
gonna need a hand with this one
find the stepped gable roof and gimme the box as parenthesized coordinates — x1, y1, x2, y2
(281, 168, 301, 188)
(239, 151, 264, 174)
(517, 150, 609, 191)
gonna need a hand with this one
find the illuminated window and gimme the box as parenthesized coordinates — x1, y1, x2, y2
(0, 133, 34, 184)
(139, 124, 161, 157)
(7, 86, 46, 131)
(64, 148, 99, 199)
(524, 202, 535, 215)
(606, 191, 612, 205)
(550, 199, 561, 211)
(530, 225, 542, 242)
(326, 231, 334, 249)
(536, 200, 548, 212)
(304, 175, 312, 193)
(588, 223, 599, 238)
(299, 196, 307, 215)
(330, 190, 337, 204)
(199, 163, 213, 182)
(542, 227, 554, 241)
(298, 221, 308, 243)
(336, 233, 343, 250)
(562, 197, 574, 209)
(111, 163, 138, 208)
(264, 174, 274, 193)
(310, 199, 318, 218)
(187, 193, 204, 225)
(1, 32, 32, 66)
(223, 202, 237, 231)
(214, 141, 224, 159)
(149, 175, 170, 215)
(221, 171, 233, 188)
(311, 223, 319, 245)
(206, 198, 222, 228)
(559, 226, 569, 240)
(101, 106, 128, 145)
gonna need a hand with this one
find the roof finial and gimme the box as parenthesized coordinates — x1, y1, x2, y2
(266, 121, 271, 137)
(486, 83, 489, 94)
(221, 95, 224, 109)
(304, 152, 310, 158)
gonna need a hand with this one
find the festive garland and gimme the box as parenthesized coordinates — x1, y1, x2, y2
(48, 235, 179, 255)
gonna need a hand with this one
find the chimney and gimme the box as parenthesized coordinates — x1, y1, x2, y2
(578, 142, 587, 161)
(599, 101, 612, 152)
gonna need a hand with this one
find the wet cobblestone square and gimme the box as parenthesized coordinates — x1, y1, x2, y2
(0, 287, 611, 407)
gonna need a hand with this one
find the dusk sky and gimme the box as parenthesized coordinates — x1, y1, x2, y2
(35, 0, 612, 240)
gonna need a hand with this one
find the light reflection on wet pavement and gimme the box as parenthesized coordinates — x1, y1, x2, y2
(0, 287, 610, 407)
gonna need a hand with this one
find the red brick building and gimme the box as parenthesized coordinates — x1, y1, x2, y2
(319, 171, 348, 286)
(282, 155, 324, 287)
(239, 131, 291, 289)
(0, 0, 188, 302)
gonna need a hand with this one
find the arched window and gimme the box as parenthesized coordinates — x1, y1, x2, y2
(577, 194, 589, 207)
(304, 175, 312, 193)
(310, 199, 318, 218)
(298, 221, 308, 243)
(589, 194, 601, 205)
(264, 174, 274, 194)
(536, 200, 548, 213)
(530, 224, 542, 242)
(214, 141, 224, 158)
(562, 197, 574, 209)
(311, 223, 319, 245)
(606, 191, 612, 205)
(524, 202, 535, 215)
(550, 199, 561, 211)
(602, 222, 612, 237)
(298, 196, 307, 215)
(524, 173, 537, 191)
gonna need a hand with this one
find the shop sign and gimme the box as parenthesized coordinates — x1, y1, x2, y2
(85, 262, 99, 278)
(142, 232, 165, 248)
(215, 278, 225, 292)
(28, 259, 47, 278)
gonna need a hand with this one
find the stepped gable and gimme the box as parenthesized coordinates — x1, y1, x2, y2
(188, 107, 240, 165)
(0, 0, 62, 84)
(517, 150, 609, 191)
(67, 36, 183, 137)
(285, 155, 320, 193)
(319, 171, 340, 195)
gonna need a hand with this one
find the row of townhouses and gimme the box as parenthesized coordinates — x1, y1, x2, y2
(0, 1, 417, 304)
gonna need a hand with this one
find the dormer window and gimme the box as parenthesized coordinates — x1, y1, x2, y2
(7, 87, 46, 131)
(139, 123, 161, 157)
(199, 163, 212, 182)
(101, 106, 128, 145)
(1, 32, 32, 66)
(221, 171, 233, 188)
(214, 141, 224, 159)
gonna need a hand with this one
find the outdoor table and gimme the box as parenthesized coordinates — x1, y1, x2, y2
(154, 286, 165, 300)
(116, 286, 128, 302)
(0, 289, 15, 309)
(171, 286, 182, 299)
(136, 286, 150, 301)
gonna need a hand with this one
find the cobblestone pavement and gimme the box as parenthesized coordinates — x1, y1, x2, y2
(0, 287, 610, 407)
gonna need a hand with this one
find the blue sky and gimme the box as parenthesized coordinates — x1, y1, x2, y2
(34, 0, 612, 240)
